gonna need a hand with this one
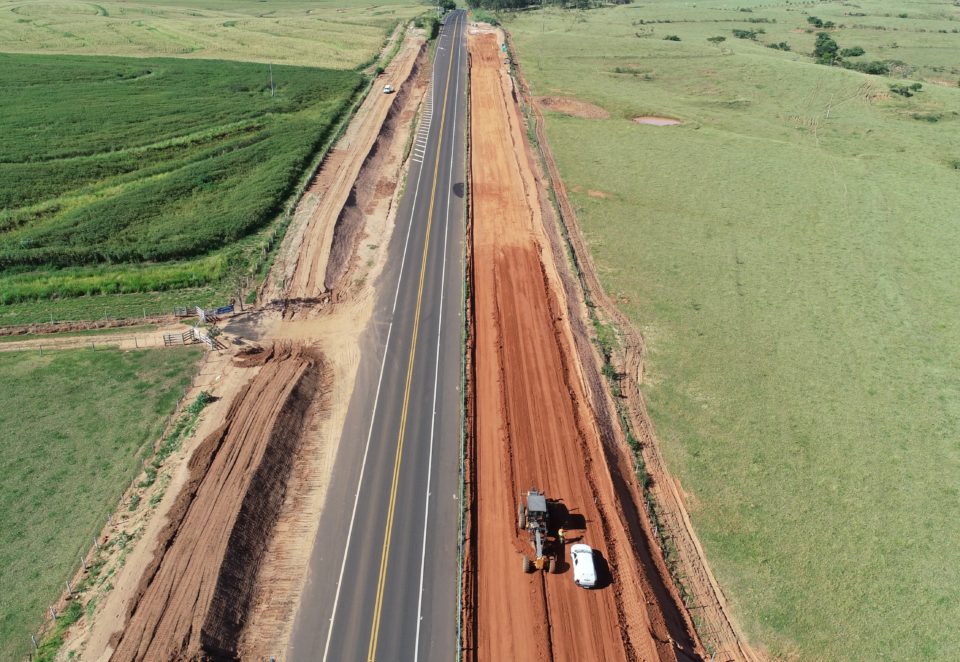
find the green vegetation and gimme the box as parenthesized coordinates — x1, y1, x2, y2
(0, 0, 425, 69)
(507, 1, 960, 659)
(0, 54, 360, 282)
(0, 347, 201, 660)
(0, 0, 433, 325)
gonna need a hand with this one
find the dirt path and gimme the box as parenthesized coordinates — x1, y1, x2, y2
(0, 323, 193, 353)
(509, 33, 758, 662)
(466, 29, 701, 662)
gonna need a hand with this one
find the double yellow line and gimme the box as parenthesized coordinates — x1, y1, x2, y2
(366, 14, 461, 662)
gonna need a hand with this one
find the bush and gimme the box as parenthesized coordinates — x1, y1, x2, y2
(849, 60, 889, 75)
(414, 15, 440, 39)
(440, 0, 456, 10)
(889, 82, 922, 97)
(732, 29, 760, 39)
(814, 31, 839, 63)
(663, 34, 681, 41)
(841, 46, 865, 57)
(707, 35, 727, 44)
(767, 41, 791, 51)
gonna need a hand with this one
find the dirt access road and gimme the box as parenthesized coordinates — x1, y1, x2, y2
(465, 29, 701, 661)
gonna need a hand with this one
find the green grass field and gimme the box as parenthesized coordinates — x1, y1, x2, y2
(0, 54, 360, 307)
(0, 0, 431, 325)
(0, 0, 425, 69)
(507, 2, 960, 659)
(0, 347, 202, 661)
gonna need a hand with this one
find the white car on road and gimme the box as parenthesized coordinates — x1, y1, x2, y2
(383, 84, 394, 94)
(570, 543, 597, 588)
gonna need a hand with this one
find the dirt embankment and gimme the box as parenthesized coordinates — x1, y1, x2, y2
(108, 344, 323, 661)
(509, 31, 757, 662)
(324, 49, 425, 293)
(465, 30, 701, 662)
(268, 34, 426, 305)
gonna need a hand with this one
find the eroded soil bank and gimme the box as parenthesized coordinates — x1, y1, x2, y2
(109, 345, 322, 661)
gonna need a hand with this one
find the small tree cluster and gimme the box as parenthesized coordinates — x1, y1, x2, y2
(814, 31, 839, 63)
(889, 82, 923, 97)
(732, 28, 763, 39)
(806, 15, 835, 28)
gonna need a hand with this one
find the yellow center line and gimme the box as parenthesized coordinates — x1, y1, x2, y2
(366, 14, 460, 662)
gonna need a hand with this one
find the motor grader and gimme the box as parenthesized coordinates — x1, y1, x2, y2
(517, 488, 558, 574)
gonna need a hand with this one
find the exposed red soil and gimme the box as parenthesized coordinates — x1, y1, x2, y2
(466, 32, 700, 662)
(536, 95, 610, 119)
(325, 49, 426, 294)
(512, 34, 759, 662)
(108, 344, 323, 661)
(279, 37, 425, 302)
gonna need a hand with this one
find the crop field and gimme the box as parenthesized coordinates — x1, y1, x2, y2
(0, 346, 202, 661)
(0, 54, 361, 312)
(507, 1, 960, 659)
(0, 0, 425, 69)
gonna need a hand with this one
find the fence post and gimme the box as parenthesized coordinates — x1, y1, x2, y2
(31, 634, 38, 649)
(79, 555, 87, 571)
(49, 606, 57, 621)
(65, 580, 71, 594)
(94, 535, 100, 551)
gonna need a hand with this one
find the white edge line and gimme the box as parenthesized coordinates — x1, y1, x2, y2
(320, 21, 443, 661)
(413, 12, 462, 662)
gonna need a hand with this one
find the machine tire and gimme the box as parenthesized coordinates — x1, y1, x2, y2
(517, 504, 527, 531)
(548, 558, 557, 574)
(522, 556, 532, 573)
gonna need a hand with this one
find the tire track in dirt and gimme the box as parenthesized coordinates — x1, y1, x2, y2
(466, 29, 701, 662)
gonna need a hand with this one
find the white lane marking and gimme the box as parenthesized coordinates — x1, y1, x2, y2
(413, 13, 462, 661)
(320, 38, 442, 662)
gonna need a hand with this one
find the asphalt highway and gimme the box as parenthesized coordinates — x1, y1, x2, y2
(288, 11, 467, 662)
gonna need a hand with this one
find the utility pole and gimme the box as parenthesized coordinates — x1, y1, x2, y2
(269, 63, 275, 98)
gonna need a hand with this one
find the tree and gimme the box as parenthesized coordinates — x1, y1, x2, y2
(813, 32, 838, 63)
(439, 0, 456, 9)
(840, 46, 865, 57)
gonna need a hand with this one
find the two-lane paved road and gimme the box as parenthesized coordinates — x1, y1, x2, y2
(289, 11, 467, 661)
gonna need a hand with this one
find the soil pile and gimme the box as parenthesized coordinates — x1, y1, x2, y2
(108, 344, 322, 661)
(466, 32, 700, 662)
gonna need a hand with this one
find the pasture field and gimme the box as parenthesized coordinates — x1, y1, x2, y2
(0, 346, 202, 661)
(507, 1, 960, 659)
(0, 54, 361, 310)
(0, 0, 425, 69)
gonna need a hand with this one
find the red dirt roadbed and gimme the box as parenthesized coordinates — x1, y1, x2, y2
(466, 30, 700, 662)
